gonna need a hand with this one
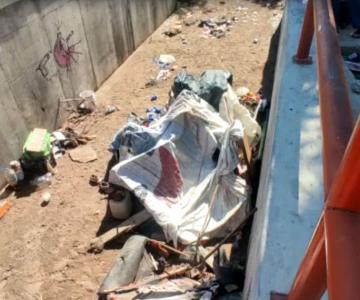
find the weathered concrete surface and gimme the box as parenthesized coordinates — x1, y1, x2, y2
(244, 1, 360, 299)
(0, 0, 176, 184)
(244, 1, 325, 299)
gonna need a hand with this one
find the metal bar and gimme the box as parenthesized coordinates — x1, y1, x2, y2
(287, 217, 327, 300)
(293, 0, 314, 64)
(325, 209, 360, 300)
(314, 0, 354, 193)
(277, 0, 355, 299)
(323, 121, 360, 299)
(326, 120, 360, 212)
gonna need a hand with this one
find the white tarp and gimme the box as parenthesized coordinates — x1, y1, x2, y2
(109, 90, 252, 245)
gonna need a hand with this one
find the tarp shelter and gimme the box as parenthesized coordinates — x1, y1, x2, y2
(109, 89, 252, 245)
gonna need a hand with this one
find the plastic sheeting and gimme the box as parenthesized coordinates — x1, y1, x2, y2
(109, 90, 251, 245)
(172, 70, 233, 111)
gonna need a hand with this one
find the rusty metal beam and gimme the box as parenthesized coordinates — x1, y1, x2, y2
(287, 217, 327, 300)
(293, 0, 314, 64)
(325, 209, 360, 300)
(272, 0, 355, 299)
(326, 120, 360, 212)
(314, 0, 354, 193)
(324, 120, 360, 299)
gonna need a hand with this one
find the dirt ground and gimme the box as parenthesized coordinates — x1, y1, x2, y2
(0, 1, 282, 299)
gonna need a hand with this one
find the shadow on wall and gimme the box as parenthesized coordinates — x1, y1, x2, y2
(177, 0, 208, 6)
(250, 21, 281, 205)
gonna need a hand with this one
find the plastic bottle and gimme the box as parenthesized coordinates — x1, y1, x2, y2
(30, 173, 52, 189)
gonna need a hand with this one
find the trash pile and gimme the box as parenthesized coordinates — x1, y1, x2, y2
(199, 16, 236, 39)
(236, 86, 268, 120)
(92, 70, 263, 299)
(5, 128, 56, 189)
(145, 55, 178, 88)
(1, 92, 98, 210)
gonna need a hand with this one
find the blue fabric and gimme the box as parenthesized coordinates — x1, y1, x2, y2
(109, 123, 158, 155)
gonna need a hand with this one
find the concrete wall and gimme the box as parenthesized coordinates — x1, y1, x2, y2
(243, 1, 327, 299)
(0, 0, 176, 182)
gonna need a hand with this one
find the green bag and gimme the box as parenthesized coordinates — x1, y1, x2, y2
(22, 128, 52, 161)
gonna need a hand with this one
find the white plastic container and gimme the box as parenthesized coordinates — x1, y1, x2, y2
(108, 190, 132, 220)
(79, 90, 96, 102)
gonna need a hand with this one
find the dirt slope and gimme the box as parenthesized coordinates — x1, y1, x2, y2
(0, 1, 282, 299)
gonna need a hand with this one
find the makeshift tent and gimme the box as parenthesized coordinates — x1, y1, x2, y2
(109, 90, 252, 245)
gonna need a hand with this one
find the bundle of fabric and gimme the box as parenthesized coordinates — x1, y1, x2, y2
(109, 88, 253, 245)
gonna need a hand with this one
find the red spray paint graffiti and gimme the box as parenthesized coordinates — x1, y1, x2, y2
(53, 30, 81, 69)
(36, 28, 82, 80)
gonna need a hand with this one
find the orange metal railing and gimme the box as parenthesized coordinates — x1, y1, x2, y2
(271, 0, 360, 299)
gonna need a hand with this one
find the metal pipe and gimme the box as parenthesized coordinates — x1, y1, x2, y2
(326, 119, 360, 211)
(283, 0, 354, 298)
(325, 209, 360, 300)
(325, 120, 360, 298)
(293, 0, 314, 64)
(314, 0, 354, 193)
(287, 217, 327, 300)
(287, 119, 360, 300)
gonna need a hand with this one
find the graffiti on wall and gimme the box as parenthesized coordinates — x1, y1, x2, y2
(37, 28, 82, 80)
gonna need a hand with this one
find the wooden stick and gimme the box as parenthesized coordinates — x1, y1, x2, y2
(89, 210, 152, 253)
(197, 207, 257, 268)
(148, 239, 191, 259)
(101, 265, 191, 294)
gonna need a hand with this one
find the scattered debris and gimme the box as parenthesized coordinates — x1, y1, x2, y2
(199, 17, 234, 38)
(89, 174, 101, 186)
(69, 145, 98, 163)
(0, 199, 12, 219)
(236, 86, 266, 118)
(99, 180, 114, 195)
(164, 25, 182, 37)
(156, 54, 177, 70)
(41, 192, 51, 206)
(145, 79, 158, 88)
(253, 38, 259, 44)
(52, 127, 96, 151)
(4, 161, 24, 187)
(89, 210, 152, 253)
(184, 15, 198, 26)
(30, 172, 53, 189)
(105, 105, 118, 116)
(210, 28, 226, 39)
(150, 54, 177, 84)
(150, 95, 158, 102)
(146, 107, 162, 123)
(78, 90, 96, 114)
(236, 86, 250, 97)
(108, 189, 133, 220)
